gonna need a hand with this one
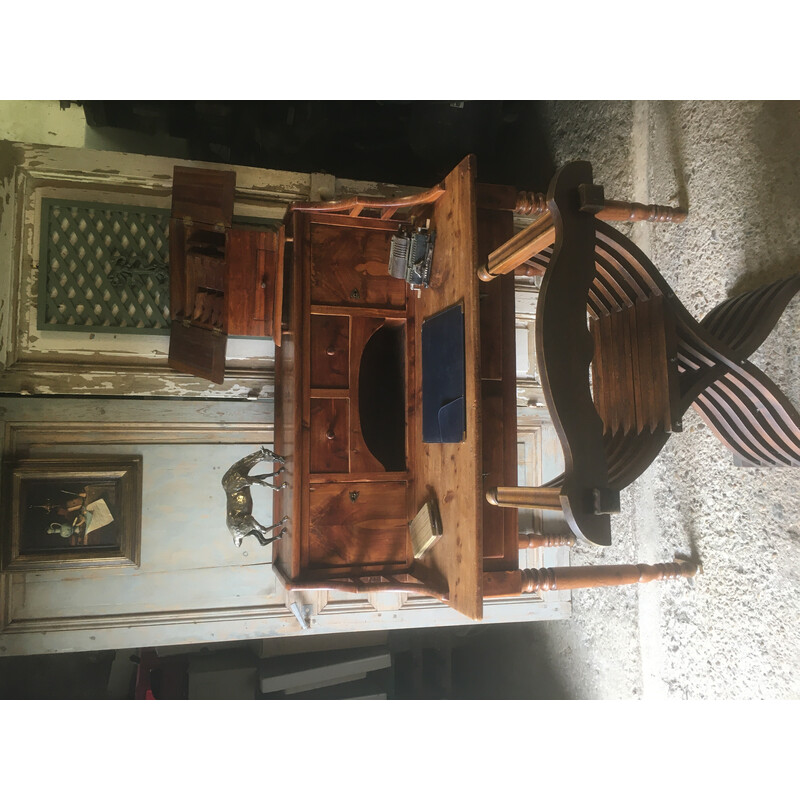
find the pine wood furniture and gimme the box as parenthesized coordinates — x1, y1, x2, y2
(271, 156, 700, 620)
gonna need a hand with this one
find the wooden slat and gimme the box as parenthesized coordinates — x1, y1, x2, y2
(481, 382, 508, 560)
(273, 226, 286, 346)
(619, 306, 636, 433)
(310, 304, 407, 319)
(609, 311, 624, 433)
(628, 302, 646, 434)
(663, 308, 680, 430)
(168, 218, 189, 319)
(309, 388, 350, 399)
(647, 296, 670, 433)
(480, 211, 556, 280)
(636, 297, 656, 432)
(600, 312, 617, 433)
(590, 321, 607, 433)
(272, 213, 305, 580)
(166, 322, 226, 385)
(172, 166, 235, 227)
(308, 471, 408, 484)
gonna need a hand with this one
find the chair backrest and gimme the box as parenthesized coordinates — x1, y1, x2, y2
(533, 163, 800, 549)
(533, 163, 687, 543)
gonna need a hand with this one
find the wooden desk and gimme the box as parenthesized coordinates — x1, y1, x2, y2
(273, 156, 519, 620)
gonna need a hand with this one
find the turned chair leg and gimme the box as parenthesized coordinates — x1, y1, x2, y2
(483, 560, 697, 598)
(520, 560, 697, 593)
(519, 532, 576, 548)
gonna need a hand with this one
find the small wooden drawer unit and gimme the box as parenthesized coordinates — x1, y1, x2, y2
(309, 315, 350, 389)
(274, 212, 414, 584)
(309, 398, 350, 473)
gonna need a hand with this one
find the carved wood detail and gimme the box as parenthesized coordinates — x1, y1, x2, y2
(518, 560, 697, 593)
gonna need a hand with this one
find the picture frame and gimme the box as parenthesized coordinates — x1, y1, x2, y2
(2, 456, 142, 571)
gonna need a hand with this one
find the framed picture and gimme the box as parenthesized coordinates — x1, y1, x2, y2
(2, 456, 142, 571)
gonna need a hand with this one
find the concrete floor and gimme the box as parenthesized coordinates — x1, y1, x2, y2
(512, 100, 800, 700)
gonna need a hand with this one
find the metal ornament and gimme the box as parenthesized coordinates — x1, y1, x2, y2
(221, 446, 288, 548)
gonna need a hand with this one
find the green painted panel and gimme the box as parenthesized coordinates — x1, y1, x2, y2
(38, 198, 171, 334)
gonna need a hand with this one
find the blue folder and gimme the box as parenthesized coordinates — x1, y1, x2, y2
(422, 304, 466, 443)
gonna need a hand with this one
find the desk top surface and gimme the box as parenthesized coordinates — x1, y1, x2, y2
(409, 155, 484, 620)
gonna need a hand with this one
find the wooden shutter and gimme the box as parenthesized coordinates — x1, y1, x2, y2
(168, 167, 236, 384)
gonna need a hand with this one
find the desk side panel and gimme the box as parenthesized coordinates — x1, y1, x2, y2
(273, 217, 304, 580)
(478, 208, 519, 571)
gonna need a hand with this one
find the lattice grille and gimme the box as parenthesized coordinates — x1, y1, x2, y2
(38, 199, 171, 333)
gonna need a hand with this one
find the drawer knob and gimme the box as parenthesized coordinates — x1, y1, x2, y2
(326, 346, 336, 356)
(326, 430, 336, 440)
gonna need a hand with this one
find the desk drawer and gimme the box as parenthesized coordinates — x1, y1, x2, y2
(310, 315, 349, 389)
(309, 223, 405, 309)
(309, 398, 349, 473)
(307, 481, 409, 568)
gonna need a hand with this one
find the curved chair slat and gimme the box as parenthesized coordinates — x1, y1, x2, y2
(701, 275, 800, 356)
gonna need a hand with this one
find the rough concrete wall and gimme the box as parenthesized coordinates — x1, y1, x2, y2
(533, 100, 800, 699)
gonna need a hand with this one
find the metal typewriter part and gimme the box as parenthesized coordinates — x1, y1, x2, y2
(388, 226, 436, 289)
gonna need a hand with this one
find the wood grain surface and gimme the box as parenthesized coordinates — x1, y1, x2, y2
(409, 155, 484, 620)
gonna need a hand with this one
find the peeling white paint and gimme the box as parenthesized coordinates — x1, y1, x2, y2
(0, 140, 414, 399)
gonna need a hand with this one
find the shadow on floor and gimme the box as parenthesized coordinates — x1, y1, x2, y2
(450, 623, 575, 699)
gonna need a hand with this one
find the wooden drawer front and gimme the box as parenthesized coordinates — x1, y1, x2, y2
(308, 482, 408, 568)
(309, 398, 349, 473)
(309, 223, 406, 309)
(310, 315, 350, 389)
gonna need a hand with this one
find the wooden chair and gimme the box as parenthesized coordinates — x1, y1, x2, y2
(486, 160, 800, 546)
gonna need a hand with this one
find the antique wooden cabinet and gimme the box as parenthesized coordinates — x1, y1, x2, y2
(273, 212, 417, 585)
(273, 160, 522, 619)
